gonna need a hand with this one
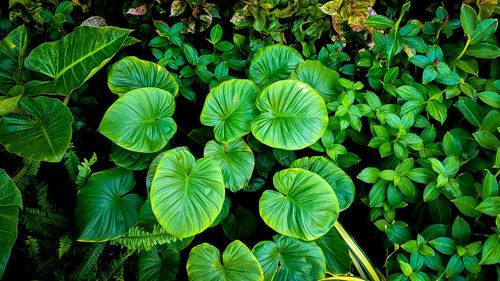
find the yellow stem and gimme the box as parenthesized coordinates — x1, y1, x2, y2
(452, 36, 471, 65)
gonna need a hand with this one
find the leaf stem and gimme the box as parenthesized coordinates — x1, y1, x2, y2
(63, 95, 71, 106)
(452, 36, 471, 65)
(12, 166, 27, 182)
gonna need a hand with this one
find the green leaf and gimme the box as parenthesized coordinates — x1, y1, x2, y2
(452, 216, 471, 245)
(430, 237, 457, 255)
(476, 197, 500, 216)
(314, 227, 351, 274)
(150, 149, 225, 238)
(210, 196, 231, 228)
(0, 96, 73, 162)
(289, 60, 341, 103)
(251, 80, 328, 150)
(98, 87, 176, 153)
(483, 171, 499, 198)
(365, 15, 394, 29)
(451, 196, 482, 217)
(183, 44, 198, 65)
(470, 18, 498, 45)
(477, 91, 500, 108)
(0, 25, 28, 94)
(138, 246, 180, 281)
(249, 44, 303, 88)
(210, 24, 223, 44)
(427, 100, 447, 124)
(0, 169, 22, 279)
(473, 131, 500, 150)
(456, 98, 483, 127)
(385, 224, 412, 245)
(204, 139, 254, 192)
(396, 85, 424, 101)
(252, 234, 325, 281)
(259, 168, 339, 241)
(455, 58, 478, 76)
(422, 65, 437, 84)
(291, 156, 355, 210)
(358, 167, 380, 184)
(110, 144, 159, 171)
(446, 254, 465, 277)
(466, 43, 500, 58)
(24, 26, 131, 96)
(221, 206, 257, 240)
(460, 5, 477, 37)
(480, 234, 500, 265)
(107, 56, 179, 97)
(75, 167, 142, 242)
(200, 79, 259, 143)
(187, 240, 263, 281)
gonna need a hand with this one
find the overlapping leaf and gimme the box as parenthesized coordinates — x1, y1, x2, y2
(251, 80, 328, 150)
(150, 149, 225, 238)
(99, 87, 176, 153)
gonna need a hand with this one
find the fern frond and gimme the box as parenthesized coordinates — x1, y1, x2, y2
(64, 144, 80, 183)
(15, 159, 41, 189)
(58, 235, 73, 259)
(99, 250, 134, 281)
(72, 242, 105, 281)
(75, 153, 97, 188)
(25, 236, 40, 259)
(35, 182, 52, 212)
(110, 225, 176, 252)
(21, 208, 68, 233)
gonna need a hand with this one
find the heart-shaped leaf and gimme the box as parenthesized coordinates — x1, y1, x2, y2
(289, 60, 342, 103)
(222, 206, 257, 240)
(259, 168, 339, 241)
(0, 25, 28, 94)
(200, 79, 259, 143)
(291, 156, 355, 211)
(252, 234, 325, 281)
(0, 96, 73, 162)
(187, 240, 263, 281)
(150, 149, 225, 238)
(99, 87, 176, 153)
(138, 246, 180, 281)
(0, 169, 22, 279)
(108, 56, 179, 96)
(24, 26, 132, 96)
(204, 139, 254, 192)
(251, 80, 328, 150)
(75, 167, 142, 242)
(249, 44, 303, 88)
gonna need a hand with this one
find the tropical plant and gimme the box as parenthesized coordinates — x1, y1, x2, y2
(1, 0, 500, 280)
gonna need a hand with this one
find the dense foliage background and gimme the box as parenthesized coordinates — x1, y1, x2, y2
(0, 0, 499, 280)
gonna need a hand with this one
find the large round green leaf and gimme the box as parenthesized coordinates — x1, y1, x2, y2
(204, 139, 254, 192)
(138, 246, 180, 281)
(252, 234, 326, 281)
(110, 143, 160, 171)
(291, 156, 355, 211)
(108, 56, 179, 97)
(200, 79, 259, 143)
(0, 169, 22, 279)
(187, 240, 264, 281)
(289, 60, 342, 103)
(259, 168, 339, 241)
(249, 45, 303, 88)
(314, 227, 351, 274)
(150, 149, 225, 238)
(251, 80, 328, 150)
(75, 167, 143, 242)
(98, 87, 176, 153)
(0, 96, 73, 162)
